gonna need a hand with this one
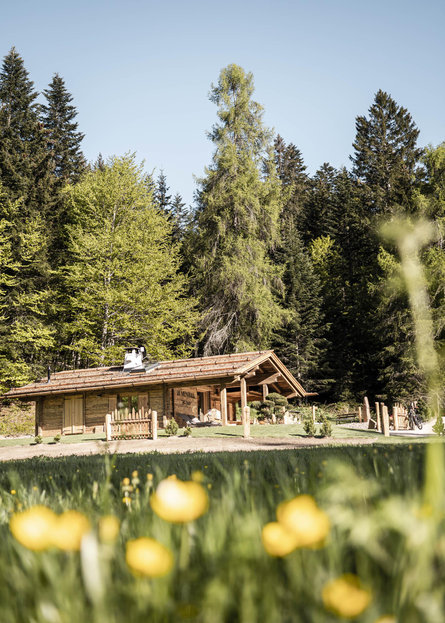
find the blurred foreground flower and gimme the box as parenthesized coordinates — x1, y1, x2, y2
(10, 505, 57, 551)
(322, 574, 371, 618)
(126, 537, 173, 577)
(261, 522, 299, 557)
(276, 495, 330, 547)
(151, 477, 208, 523)
(98, 515, 120, 543)
(52, 511, 91, 551)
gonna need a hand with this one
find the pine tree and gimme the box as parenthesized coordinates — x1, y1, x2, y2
(0, 47, 52, 217)
(303, 163, 338, 241)
(155, 170, 172, 214)
(271, 135, 327, 389)
(41, 73, 85, 184)
(191, 64, 284, 355)
(61, 155, 197, 365)
(351, 89, 423, 215)
(170, 193, 188, 243)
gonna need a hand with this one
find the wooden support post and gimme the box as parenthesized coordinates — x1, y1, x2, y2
(358, 406, 362, 423)
(262, 384, 269, 400)
(393, 406, 399, 431)
(152, 410, 158, 440)
(243, 406, 251, 438)
(375, 402, 381, 432)
(105, 413, 111, 442)
(312, 405, 316, 424)
(220, 385, 228, 426)
(364, 397, 371, 423)
(382, 405, 390, 437)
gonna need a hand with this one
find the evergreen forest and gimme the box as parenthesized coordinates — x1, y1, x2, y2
(1, 48, 444, 404)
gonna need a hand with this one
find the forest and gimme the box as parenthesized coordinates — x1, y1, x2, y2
(0, 47, 444, 403)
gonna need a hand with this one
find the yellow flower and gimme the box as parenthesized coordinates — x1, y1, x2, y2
(150, 477, 208, 523)
(98, 515, 120, 543)
(132, 470, 138, 478)
(261, 522, 299, 557)
(322, 574, 372, 618)
(147, 473, 153, 481)
(374, 617, 396, 623)
(52, 511, 91, 551)
(123, 496, 131, 505)
(276, 495, 330, 547)
(126, 537, 173, 577)
(10, 490, 16, 495)
(32, 486, 38, 491)
(10, 505, 57, 551)
(123, 477, 130, 486)
(191, 470, 204, 483)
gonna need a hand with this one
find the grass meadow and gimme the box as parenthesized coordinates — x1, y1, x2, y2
(1, 442, 444, 622)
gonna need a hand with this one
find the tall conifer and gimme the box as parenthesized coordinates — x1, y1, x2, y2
(192, 64, 284, 354)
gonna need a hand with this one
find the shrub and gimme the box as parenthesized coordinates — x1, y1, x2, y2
(320, 419, 333, 437)
(165, 419, 179, 437)
(34, 435, 43, 444)
(303, 418, 316, 437)
(182, 425, 192, 437)
(54, 433, 62, 443)
(433, 417, 445, 436)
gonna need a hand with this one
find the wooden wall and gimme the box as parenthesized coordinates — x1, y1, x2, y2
(40, 388, 168, 436)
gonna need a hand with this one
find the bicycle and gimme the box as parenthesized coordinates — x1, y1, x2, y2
(408, 403, 423, 430)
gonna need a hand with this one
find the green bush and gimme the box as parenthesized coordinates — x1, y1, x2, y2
(433, 417, 445, 436)
(165, 419, 179, 436)
(54, 433, 62, 443)
(182, 424, 192, 437)
(320, 419, 333, 437)
(303, 418, 317, 437)
(34, 435, 43, 444)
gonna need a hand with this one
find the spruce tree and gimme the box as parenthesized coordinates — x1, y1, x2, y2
(170, 193, 188, 243)
(351, 89, 423, 215)
(41, 73, 85, 184)
(192, 64, 284, 355)
(155, 170, 172, 214)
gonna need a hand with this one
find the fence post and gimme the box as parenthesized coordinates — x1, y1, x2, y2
(364, 397, 371, 423)
(105, 413, 111, 442)
(152, 410, 158, 440)
(382, 405, 390, 437)
(358, 406, 362, 423)
(243, 406, 251, 438)
(393, 406, 399, 431)
(374, 402, 381, 432)
(312, 405, 316, 424)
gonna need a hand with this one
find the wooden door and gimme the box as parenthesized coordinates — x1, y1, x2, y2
(64, 397, 84, 434)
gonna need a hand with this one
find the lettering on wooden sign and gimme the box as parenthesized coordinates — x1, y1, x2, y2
(174, 388, 198, 420)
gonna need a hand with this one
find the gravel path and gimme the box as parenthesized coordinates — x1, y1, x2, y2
(0, 435, 379, 462)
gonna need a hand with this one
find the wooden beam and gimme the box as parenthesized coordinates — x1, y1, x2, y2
(262, 384, 269, 400)
(240, 377, 250, 438)
(245, 366, 260, 378)
(220, 385, 228, 426)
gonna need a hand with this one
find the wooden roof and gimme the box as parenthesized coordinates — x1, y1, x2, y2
(5, 350, 309, 399)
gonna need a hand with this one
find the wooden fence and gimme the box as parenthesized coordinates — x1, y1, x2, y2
(105, 408, 158, 441)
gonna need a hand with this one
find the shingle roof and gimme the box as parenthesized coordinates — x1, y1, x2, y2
(5, 350, 311, 399)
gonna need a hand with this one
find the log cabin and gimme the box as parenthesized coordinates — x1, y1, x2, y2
(5, 349, 310, 437)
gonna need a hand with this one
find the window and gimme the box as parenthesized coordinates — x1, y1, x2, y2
(117, 395, 139, 417)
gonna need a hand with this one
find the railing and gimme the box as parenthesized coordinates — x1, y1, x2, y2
(105, 408, 158, 441)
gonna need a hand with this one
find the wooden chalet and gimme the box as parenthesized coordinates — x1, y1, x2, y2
(5, 349, 310, 437)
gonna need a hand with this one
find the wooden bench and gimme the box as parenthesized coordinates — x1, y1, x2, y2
(335, 412, 359, 424)
(105, 408, 158, 441)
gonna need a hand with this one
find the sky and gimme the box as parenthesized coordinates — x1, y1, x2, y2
(1, 0, 444, 205)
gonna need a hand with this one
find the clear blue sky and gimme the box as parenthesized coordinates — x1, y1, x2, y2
(2, 0, 444, 205)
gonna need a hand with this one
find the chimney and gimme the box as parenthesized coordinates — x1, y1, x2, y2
(123, 346, 146, 372)
(47, 366, 51, 383)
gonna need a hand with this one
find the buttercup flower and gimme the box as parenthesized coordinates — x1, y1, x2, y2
(98, 515, 120, 543)
(132, 470, 138, 478)
(150, 477, 208, 523)
(276, 495, 330, 547)
(126, 537, 173, 577)
(191, 470, 204, 483)
(322, 574, 372, 618)
(52, 510, 91, 551)
(10, 505, 57, 551)
(123, 478, 130, 486)
(261, 522, 299, 557)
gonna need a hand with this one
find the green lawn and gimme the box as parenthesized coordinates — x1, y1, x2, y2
(0, 422, 384, 448)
